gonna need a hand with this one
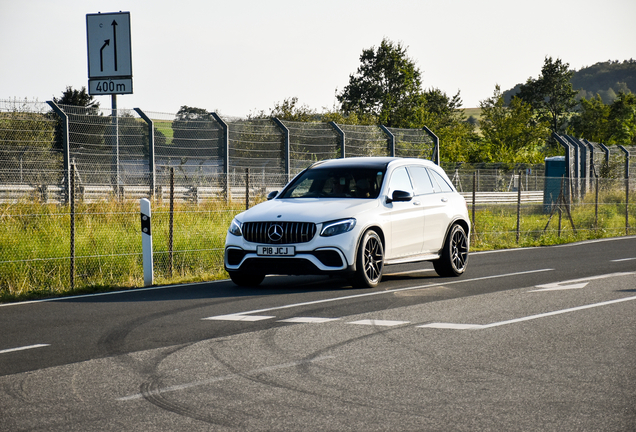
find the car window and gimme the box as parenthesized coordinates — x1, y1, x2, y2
(428, 169, 454, 193)
(388, 167, 413, 195)
(407, 166, 435, 195)
(280, 167, 385, 199)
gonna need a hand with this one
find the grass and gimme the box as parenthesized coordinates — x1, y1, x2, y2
(0, 199, 242, 302)
(0, 189, 633, 303)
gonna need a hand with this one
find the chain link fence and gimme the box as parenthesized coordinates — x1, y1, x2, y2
(1, 99, 634, 299)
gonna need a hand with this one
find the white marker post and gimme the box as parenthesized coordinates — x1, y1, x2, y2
(140, 198, 153, 286)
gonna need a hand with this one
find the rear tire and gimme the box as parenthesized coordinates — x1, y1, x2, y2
(352, 230, 384, 288)
(433, 224, 469, 277)
(229, 272, 265, 287)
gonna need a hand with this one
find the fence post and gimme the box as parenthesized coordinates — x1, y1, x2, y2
(379, 125, 395, 157)
(272, 117, 290, 183)
(134, 108, 155, 199)
(472, 172, 476, 241)
(111, 95, 121, 199)
(140, 198, 153, 286)
(70, 163, 76, 291)
(329, 121, 345, 159)
(422, 126, 439, 165)
(46, 101, 70, 204)
(245, 168, 250, 210)
(169, 167, 174, 278)
(211, 112, 229, 201)
(618, 145, 630, 234)
(516, 170, 521, 243)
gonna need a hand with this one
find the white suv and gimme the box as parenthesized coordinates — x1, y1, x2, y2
(224, 157, 470, 287)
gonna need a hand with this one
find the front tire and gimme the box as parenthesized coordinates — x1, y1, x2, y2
(229, 272, 265, 287)
(433, 224, 469, 277)
(352, 230, 384, 288)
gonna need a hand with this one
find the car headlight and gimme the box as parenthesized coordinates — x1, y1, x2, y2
(228, 218, 243, 236)
(320, 218, 356, 237)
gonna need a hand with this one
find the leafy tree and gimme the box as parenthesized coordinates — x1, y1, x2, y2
(51, 86, 105, 158)
(53, 86, 99, 109)
(478, 85, 550, 163)
(517, 57, 578, 135)
(568, 95, 611, 143)
(172, 105, 215, 149)
(607, 92, 636, 145)
(569, 91, 636, 146)
(336, 38, 423, 127)
(267, 97, 317, 122)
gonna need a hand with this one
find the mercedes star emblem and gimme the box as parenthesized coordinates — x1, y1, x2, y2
(267, 224, 284, 242)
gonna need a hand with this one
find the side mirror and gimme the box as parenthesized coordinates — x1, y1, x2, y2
(267, 191, 279, 200)
(387, 190, 413, 203)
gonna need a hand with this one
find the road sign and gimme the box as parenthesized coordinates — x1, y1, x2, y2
(89, 78, 133, 95)
(86, 12, 132, 82)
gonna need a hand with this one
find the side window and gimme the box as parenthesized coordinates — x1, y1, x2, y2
(407, 166, 435, 195)
(428, 169, 454, 193)
(388, 167, 413, 195)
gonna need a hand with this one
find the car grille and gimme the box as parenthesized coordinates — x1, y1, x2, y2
(242, 221, 316, 244)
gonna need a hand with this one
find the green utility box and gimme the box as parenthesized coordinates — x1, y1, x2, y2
(544, 156, 566, 213)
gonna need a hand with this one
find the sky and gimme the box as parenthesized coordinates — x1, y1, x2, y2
(1, 0, 635, 118)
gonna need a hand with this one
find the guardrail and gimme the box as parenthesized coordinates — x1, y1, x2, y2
(460, 191, 544, 205)
(1, 183, 545, 204)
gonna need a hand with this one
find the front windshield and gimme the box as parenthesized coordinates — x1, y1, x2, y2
(280, 167, 385, 199)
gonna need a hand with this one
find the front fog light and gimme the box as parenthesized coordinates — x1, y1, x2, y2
(320, 218, 356, 237)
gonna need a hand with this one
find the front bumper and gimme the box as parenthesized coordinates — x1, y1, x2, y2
(224, 246, 354, 276)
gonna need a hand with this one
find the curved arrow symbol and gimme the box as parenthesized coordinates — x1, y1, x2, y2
(99, 39, 110, 72)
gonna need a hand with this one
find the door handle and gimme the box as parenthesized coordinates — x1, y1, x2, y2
(441, 197, 448, 203)
(413, 200, 421, 205)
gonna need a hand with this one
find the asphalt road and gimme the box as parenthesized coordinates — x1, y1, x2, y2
(1, 237, 635, 431)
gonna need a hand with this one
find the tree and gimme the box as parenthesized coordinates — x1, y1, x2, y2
(569, 91, 636, 146)
(51, 86, 105, 157)
(337, 38, 423, 127)
(53, 86, 99, 109)
(568, 95, 611, 143)
(478, 85, 550, 164)
(518, 57, 578, 135)
(607, 92, 636, 145)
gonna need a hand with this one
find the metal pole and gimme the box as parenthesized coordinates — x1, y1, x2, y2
(329, 121, 345, 159)
(46, 101, 71, 204)
(70, 163, 76, 291)
(169, 167, 174, 278)
(211, 112, 229, 201)
(422, 126, 439, 165)
(245, 168, 250, 210)
(618, 145, 630, 234)
(516, 171, 521, 243)
(134, 108, 155, 199)
(271, 117, 290, 183)
(112, 95, 120, 197)
(472, 172, 476, 241)
(379, 125, 395, 157)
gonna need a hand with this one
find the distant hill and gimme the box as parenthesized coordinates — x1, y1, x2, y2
(503, 59, 636, 104)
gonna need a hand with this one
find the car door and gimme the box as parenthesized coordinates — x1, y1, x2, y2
(407, 166, 450, 254)
(384, 166, 424, 258)
(423, 167, 458, 252)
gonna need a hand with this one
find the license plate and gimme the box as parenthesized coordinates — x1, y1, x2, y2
(257, 245, 295, 256)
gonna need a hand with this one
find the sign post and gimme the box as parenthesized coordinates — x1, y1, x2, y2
(87, 12, 133, 193)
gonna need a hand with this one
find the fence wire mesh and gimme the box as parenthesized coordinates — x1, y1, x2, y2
(1, 100, 635, 299)
(1, 168, 633, 299)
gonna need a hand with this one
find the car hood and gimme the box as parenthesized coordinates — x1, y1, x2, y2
(237, 198, 379, 224)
